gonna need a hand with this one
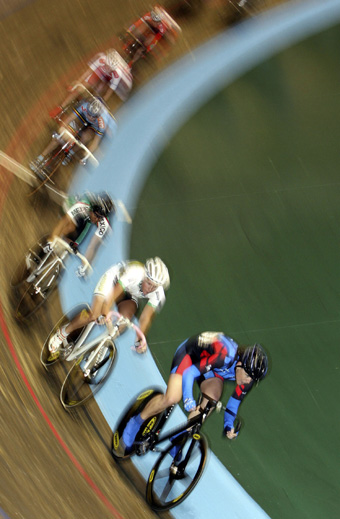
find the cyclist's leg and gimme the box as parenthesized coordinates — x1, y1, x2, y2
(63, 293, 104, 335)
(197, 374, 224, 410)
(122, 373, 183, 448)
(141, 373, 183, 420)
(117, 298, 137, 320)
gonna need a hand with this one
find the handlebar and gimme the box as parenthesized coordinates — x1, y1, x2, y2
(200, 392, 242, 434)
(51, 236, 92, 275)
(106, 310, 147, 350)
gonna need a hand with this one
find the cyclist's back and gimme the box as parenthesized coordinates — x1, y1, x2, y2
(63, 193, 112, 245)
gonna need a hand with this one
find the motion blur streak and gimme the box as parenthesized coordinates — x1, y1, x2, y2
(0, 300, 125, 519)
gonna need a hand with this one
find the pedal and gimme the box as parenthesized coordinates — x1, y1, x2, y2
(135, 439, 151, 456)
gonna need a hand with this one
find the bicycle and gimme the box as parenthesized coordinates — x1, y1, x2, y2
(40, 310, 146, 409)
(111, 389, 241, 510)
(10, 236, 90, 320)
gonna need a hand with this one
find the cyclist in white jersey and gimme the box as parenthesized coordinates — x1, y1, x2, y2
(48, 257, 170, 354)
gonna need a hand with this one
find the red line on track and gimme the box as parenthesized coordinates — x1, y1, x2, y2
(0, 36, 126, 519)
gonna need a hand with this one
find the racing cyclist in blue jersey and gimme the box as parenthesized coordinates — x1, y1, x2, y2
(122, 333, 268, 449)
(30, 97, 114, 171)
(48, 257, 170, 355)
(43, 191, 115, 277)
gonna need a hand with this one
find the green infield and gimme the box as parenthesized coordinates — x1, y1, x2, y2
(131, 22, 340, 519)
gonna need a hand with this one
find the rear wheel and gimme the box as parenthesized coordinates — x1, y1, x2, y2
(40, 304, 91, 368)
(111, 388, 164, 460)
(146, 434, 208, 511)
(60, 338, 117, 409)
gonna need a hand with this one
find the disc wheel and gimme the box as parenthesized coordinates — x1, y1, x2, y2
(14, 263, 60, 320)
(60, 338, 116, 409)
(111, 388, 164, 460)
(146, 434, 208, 511)
(40, 304, 91, 368)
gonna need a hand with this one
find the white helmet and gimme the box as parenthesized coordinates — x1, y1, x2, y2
(87, 98, 103, 117)
(145, 257, 170, 290)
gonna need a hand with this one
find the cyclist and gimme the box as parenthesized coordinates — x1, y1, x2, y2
(53, 49, 133, 112)
(42, 192, 115, 277)
(48, 257, 170, 354)
(122, 334, 268, 448)
(30, 97, 114, 172)
(123, 5, 181, 66)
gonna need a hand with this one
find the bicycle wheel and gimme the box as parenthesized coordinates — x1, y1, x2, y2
(29, 146, 65, 196)
(14, 262, 61, 320)
(112, 388, 164, 460)
(60, 337, 116, 409)
(146, 434, 208, 511)
(10, 236, 49, 288)
(40, 304, 91, 368)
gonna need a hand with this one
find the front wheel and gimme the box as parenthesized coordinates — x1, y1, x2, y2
(14, 262, 61, 320)
(146, 434, 208, 511)
(10, 235, 49, 288)
(28, 146, 65, 196)
(60, 337, 117, 409)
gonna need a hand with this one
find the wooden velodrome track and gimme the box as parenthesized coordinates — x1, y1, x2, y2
(0, 1, 286, 518)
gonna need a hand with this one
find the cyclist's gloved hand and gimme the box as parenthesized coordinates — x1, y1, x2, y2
(134, 339, 147, 354)
(224, 426, 239, 440)
(75, 264, 87, 278)
(43, 242, 53, 254)
(96, 315, 107, 325)
(69, 241, 79, 254)
(184, 397, 196, 413)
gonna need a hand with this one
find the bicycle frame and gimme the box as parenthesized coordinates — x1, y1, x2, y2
(135, 396, 218, 455)
(28, 237, 90, 289)
(64, 322, 106, 362)
(28, 250, 67, 287)
(62, 310, 147, 363)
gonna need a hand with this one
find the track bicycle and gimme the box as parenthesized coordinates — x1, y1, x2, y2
(40, 310, 146, 409)
(112, 389, 241, 510)
(10, 236, 90, 320)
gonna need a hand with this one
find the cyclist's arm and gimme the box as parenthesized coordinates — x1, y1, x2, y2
(101, 282, 124, 316)
(138, 303, 156, 336)
(182, 364, 201, 405)
(224, 381, 253, 438)
(182, 343, 228, 405)
(84, 217, 111, 263)
(83, 234, 100, 264)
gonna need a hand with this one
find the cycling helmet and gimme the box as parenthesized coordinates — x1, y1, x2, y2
(151, 8, 162, 22)
(106, 49, 119, 69)
(145, 257, 170, 290)
(241, 344, 268, 381)
(87, 98, 103, 118)
(88, 192, 115, 217)
(153, 6, 181, 34)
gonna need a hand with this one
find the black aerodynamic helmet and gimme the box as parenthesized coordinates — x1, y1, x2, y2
(241, 344, 268, 382)
(88, 192, 116, 217)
